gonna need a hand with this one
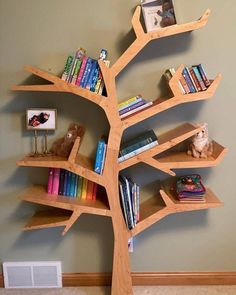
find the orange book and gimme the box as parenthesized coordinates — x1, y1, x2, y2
(86, 181, 94, 200)
(81, 178, 88, 200)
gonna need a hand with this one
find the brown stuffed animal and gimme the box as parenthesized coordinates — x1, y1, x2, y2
(187, 123, 213, 158)
(50, 123, 85, 158)
(157, 1, 176, 28)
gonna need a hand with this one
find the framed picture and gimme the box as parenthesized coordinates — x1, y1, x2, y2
(26, 109, 57, 130)
(141, 0, 176, 32)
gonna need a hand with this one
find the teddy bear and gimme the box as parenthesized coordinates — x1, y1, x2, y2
(187, 123, 213, 158)
(50, 123, 85, 158)
(157, 1, 176, 28)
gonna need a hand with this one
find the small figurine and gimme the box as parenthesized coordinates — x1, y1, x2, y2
(187, 123, 213, 158)
(50, 123, 85, 158)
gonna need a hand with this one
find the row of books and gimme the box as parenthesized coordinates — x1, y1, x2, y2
(61, 48, 109, 95)
(118, 95, 153, 119)
(118, 129, 158, 163)
(119, 175, 140, 230)
(164, 64, 211, 94)
(47, 168, 97, 200)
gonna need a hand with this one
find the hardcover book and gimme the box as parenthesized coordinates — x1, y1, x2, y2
(52, 168, 60, 195)
(47, 168, 54, 194)
(141, 0, 176, 32)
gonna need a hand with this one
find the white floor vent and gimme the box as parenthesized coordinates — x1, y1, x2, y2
(3, 261, 62, 288)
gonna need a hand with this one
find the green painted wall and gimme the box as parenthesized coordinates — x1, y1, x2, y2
(0, 0, 235, 273)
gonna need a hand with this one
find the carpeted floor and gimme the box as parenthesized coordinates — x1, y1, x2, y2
(1, 286, 236, 295)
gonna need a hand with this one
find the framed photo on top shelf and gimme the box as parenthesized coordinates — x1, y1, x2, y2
(26, 109, 57, 130)
(141, 0, 176, 32)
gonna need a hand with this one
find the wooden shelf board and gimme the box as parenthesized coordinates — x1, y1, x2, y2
(19, 185, 111, 217)
(24, 209, 72, 231)
(131, 185, 223, 237)
(118, 123, 201, 171)
(17, 154, 68, 168)
(12, 65, 106, 107)
(156, 141, 227, 169)
(162, 186, 223, 208)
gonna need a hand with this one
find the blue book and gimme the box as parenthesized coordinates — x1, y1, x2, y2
(66, 171, 72, 196)
(86, 60, 98, 90)
(73, 175, 79, 197)
(69, 173, 76, 197)
(58, 169, 65, 195)
(90, 65, 100, 92)
(94, 140, 106, 174)
(63, 170, 69, 196)
(80, 57, 93, 88)
(182, 67, 196, 93)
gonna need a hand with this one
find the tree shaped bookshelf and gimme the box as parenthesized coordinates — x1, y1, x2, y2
(13, 6, 227, 295)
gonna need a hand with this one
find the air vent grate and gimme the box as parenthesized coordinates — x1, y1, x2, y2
(3, 261, 62, 288)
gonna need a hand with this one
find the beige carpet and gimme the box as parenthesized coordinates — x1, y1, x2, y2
(1, 286, 236, 295)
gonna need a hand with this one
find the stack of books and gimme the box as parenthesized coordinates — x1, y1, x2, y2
(61, 48, 110, 95)
(118, 95, 153, 119)
(164, 64, 211, 94)
(47, 168, 97, 200)
(94, 138, 107, 175)
(119, 175, 140, 230)
(175, 174, 206, 203)
(118, 129, 158, 163)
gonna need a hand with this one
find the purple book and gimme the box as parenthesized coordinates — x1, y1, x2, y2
(119, 99, 146, 116)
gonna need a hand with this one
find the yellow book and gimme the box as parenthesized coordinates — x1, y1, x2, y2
(81, 178, 88, 200)
(118, 95, 141, 109)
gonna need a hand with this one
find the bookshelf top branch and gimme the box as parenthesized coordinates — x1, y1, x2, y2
(111, 6, 211, 77)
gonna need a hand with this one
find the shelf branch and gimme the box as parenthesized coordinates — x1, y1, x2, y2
(119, 123, 202, 172)
(111, 7, 211, 77)
(12, 65, 107, 108)
(62, 210, 82, 236)
(68, 137, 82, 164)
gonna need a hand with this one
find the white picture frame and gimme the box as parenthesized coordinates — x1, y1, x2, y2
(26, 109, 57, 131)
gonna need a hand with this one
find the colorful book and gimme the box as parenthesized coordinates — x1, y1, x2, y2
(69, 172, 76, 197)
(86, 181, 94, 200)
(120, 101, 153, 119)
(73, 175, 79, 197)
(75, 56, 88, 86)
(192, 65, 207, 90)
(185, 66, 198, 92)
(86, 59, 98, 90)
(66, 171, 72, 196)
(197, 64, 211, 87)
(182, 67, 196, 93)
(118, 95, 140, 109)
(71, 58, 83, 85)
(97, 60, 110, 95)
(58, 169, 65, 195)
(118, 95, 143, 111)
(76, 176, 83, 199)
(68, 48, 86, 83)
(189, 67, 202, 92)
(92, 183, 98, 200)
(80, 57, 94, 88)
(47, 168, 54, 194)
(61, 55, 74, 81)
(81, 178, 88, 199)
(63, 170, 69, 196)
(52, 168, 60, 195)
(94, 139, 106, 174)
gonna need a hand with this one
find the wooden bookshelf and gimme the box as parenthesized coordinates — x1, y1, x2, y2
(12, 6, 226, 295)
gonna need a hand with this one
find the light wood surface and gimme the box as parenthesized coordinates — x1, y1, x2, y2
(12, 6, 226, 295)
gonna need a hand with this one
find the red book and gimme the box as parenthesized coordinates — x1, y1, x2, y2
(52, 168, 60, 195)
(47, 168, 54, 194)
(92, 183, 98, 200)
(86, 181, 94, 200)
